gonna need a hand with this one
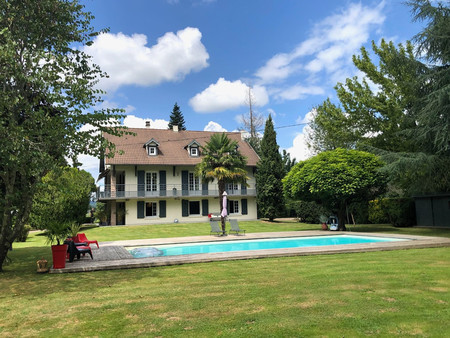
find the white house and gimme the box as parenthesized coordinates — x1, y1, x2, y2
(97, 126, 260, 225)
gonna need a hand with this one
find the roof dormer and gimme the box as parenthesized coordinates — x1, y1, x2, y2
(144, 138, 160, 156)
(185, 140, 201, 157)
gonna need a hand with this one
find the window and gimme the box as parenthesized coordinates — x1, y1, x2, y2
(148, 146, 157, 156)
(226, 183, 239, 193)
(229, 200, 239, 214)
(189, 201, 200, 215)
(189, 172, 200, 191)
(146, 172, 157, 192)
(190, 147, 199, 157)
(145, 202, 157, 217)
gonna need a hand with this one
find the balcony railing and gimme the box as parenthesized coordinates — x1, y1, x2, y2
(97, 184, 256, 200)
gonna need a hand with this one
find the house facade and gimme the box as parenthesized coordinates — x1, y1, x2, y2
(97, 126, 260, 226)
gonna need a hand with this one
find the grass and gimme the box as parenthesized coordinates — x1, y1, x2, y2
(1, 220, 450, 337)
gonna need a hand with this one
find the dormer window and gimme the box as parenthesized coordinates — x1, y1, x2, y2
(144, 138, 160, 157)
(190, 147, 199, 157)
(186, 140, 201, 157)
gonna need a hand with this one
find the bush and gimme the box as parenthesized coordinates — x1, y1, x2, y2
(369, 198, 416, 227)
(15, 224, 32, 242)
(286, 199, 330, 223)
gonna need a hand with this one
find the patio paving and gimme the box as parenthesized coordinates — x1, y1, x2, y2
(49, 231, 450, 273)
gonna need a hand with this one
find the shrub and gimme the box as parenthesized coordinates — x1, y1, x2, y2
(286, 199, 330, 224)
(369, 198, 416, 227)
(15, 224, 32, 242)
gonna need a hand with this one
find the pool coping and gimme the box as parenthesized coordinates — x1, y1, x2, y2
(49, 231, 450, 273)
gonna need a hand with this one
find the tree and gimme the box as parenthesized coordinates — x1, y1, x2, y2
(256, 115, 285, 221)
(239, 86, 265, 154)
(0, 0, 125, 271)
(282, 150, 297, 175)
(29, 168, 96, 231)
(408, 0, 449, 155)
(195, 133, 248, 233)
(308, 39, 423, 155)
(283, 149, 387, 230)
(168, 103, 186, 131)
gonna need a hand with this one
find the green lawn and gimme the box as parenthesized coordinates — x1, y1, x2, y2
(1, 221, 450, 337)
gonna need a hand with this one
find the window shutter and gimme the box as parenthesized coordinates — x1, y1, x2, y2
(159, 200, 166, 218)
(242, 199, 248, 215)
(159, 171, 166, 196)
(137, 171, 145, 197)
(137, 201, 145, 219)
(182, 199, 189, 217)
(202, 182, 208, 196)
(182, 171, 188, 196)
(202, 199, 209, 216)
(241, 182, 247, 195)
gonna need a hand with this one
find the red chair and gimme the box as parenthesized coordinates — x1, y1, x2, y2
(76, 233, 99, 248)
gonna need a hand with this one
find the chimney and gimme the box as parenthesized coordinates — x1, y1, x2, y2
(145, 121, 151, 128)
(173, 125, 179, 132)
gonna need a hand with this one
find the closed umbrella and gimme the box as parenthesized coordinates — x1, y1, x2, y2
(221, 191, 228, 218)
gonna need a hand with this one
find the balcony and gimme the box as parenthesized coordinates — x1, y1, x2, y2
(97, 184, 256, 200)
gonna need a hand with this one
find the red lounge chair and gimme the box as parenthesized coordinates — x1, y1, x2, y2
(76, 233, 99, 248)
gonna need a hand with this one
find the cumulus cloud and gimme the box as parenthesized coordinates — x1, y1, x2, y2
(284, 110, 317, 162)
(255, 2, 386, 98)
(122, 115, 169, 129)
(274, 84, 325, 101)
(189, 78, 269, 113)
(83, 27, 209, 91)
(203, 121, 227, 132)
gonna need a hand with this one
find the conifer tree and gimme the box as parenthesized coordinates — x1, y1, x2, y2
(168, 103, 186, 130)
(255, 115, 285, 221)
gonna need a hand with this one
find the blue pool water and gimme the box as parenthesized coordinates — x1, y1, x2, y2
(127, 235, 406, 258)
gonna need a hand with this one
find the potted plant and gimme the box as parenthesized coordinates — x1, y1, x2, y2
(44, 221, 70, 269)
(319, 215, 328, 230)
(69, 222, 82, 241)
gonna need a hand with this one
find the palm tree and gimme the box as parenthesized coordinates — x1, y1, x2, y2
(195, 133, 248, 234)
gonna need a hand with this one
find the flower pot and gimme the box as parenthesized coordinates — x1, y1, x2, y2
(51, 244, 68, 269)
(321, 223, 328, 230)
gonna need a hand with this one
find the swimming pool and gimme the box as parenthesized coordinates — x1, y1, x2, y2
(127, 235, 407, 258)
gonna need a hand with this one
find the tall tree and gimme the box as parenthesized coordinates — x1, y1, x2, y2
(168, 103, 186, 131)
(282, 149, 297, 175)
(239, 86, 265, 154)
(0, 0, 125, 271)
(256, 115, 285, 221)
(283, 149, 387, 230)
(195, 133, 248, 233)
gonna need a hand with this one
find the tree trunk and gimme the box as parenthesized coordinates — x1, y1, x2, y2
(337, 204, 347, 231)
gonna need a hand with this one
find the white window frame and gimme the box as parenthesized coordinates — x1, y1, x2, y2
(148, 146, 157, 156)
(145, 202, 157, 217)
(189, 172, 200, 191)
(190, 147, 199, 157)
(189, 200, 201, 215)
(229, 200, 239, 214)
(146, 172, 158, 192)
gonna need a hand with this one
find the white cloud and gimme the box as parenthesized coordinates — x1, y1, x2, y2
(274, 84, 325, 101)
(203, 121, 227, 132)
(83, 27, 209, 91)
(255, 2, 386, 98)
(189, 78, 269, 113)
(122, 115, 169, 129)
(285, 125, 314, 162)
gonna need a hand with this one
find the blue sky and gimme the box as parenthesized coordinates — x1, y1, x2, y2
(78, 0, 423, 180)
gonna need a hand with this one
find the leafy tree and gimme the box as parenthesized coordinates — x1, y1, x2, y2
(283, 149, 387, 230)
(282, 150, 297, 175)
(408, 0, 449, 155)
(195, 133, 248, 233)
(0, 0, 125, 271)
(168, 103, 186, 131)
(29, 168, 96, 231)
(308, 39, 422, 155)
(256, 115, 285, 221)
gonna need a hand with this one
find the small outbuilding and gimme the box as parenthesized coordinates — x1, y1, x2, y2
(414, 194, 450, 228)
